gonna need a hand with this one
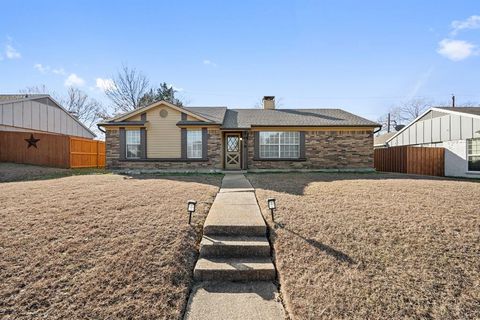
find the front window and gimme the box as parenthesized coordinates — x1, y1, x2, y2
(126, 130, 141, 159)
(187, 130, 203, 159)
(467, 138, 480, 171)
(259, 132, 300, 159)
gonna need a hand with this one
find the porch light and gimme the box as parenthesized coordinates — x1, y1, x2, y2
(187, 200, 197, 224)
(267, 198, 276, 222)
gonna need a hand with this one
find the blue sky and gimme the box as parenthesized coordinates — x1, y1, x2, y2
(1, 0, 479, 120)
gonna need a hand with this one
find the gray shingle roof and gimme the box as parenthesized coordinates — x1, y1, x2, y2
(184, 107, 227, 124)
(221, 108, 379, 129)
(374, 132, 396, 146)
(435, 107, 480, 117)
(103, 101, 379, 129)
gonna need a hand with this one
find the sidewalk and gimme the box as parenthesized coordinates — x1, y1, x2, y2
(184, 173, 285, 320)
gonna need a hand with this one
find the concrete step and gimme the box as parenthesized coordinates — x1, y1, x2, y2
(200, 235, 271, 258)
(203, 192, 266, 236)
(203, 224, 266, 237)
(194, 257, 276, 281)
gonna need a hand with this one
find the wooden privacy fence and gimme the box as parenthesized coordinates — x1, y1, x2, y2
(0, 131, 105, 169)
(374, 146, 445, 177)
(70, 137, 105, 168)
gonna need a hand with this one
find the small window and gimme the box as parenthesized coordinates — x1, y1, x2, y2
(187, 130, 202, 159)
(126, 130, 141, 159)
(259, 132, 300, 159)
(467, 138, 480, 172)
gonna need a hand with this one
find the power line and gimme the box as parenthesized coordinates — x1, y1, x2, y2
(182, 90, 480, 101)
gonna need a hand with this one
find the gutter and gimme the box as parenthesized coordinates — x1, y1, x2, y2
(97, 124, 106, 134)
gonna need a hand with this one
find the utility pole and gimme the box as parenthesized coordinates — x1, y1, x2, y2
(387, 113, 391, 133)
(452, 94, 455, 108)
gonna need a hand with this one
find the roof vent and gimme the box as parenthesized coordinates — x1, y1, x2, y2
(262, 96, 275, 110)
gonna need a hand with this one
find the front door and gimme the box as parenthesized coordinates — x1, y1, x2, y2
(225, 133, 241, 170)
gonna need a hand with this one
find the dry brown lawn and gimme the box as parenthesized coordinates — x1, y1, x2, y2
(248, 173, 480, 320)
(0, 163, 70, 182)
(1, 173, 221, 319)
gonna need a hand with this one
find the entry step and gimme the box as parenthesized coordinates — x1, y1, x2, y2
(194, 257, 276, 281)
(200, 235, 271, 258)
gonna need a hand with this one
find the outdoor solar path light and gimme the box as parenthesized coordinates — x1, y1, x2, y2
(187, 200, 197, 224)
(267, 198, 276, 222)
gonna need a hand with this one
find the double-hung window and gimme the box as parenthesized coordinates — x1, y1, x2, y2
(126, 130, 141, 159)
(259, 132, 300, 159)
(187, 130, 203, 159)
(467, 138, 480, 172)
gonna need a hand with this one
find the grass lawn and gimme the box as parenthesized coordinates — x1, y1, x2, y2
(1, 173, 221, 319)
(248, 173, 480, 320)
(0, 163, 107, 182)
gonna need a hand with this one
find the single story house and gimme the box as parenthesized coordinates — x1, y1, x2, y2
(385, 107, 480, 178)
(98, 96, 379, 171)
(0, 94, 95, 139)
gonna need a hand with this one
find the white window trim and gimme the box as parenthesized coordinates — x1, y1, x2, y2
(259, 131, 300, 159)
(126, 130, 141, 159)
(467, 138, 480, 172)
(187, 130, 203, 159)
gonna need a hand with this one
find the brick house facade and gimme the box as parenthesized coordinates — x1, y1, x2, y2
(99, 98, 379, 172)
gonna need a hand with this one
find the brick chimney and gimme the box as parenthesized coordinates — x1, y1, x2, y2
(262, 96, 275, 110)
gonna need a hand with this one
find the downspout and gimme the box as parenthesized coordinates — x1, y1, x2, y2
(97, 124, 106, 134)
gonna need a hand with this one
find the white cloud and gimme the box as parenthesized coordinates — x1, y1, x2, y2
(52, 68, 66, 75)
(5, 44, 21, 59)
(95, 78, 115, 91)
(64, 73, 85, 87)
(451, 15, 480, 35)
(34, 63, 50, 73)
(167, 83, 184, 92)
(437, 39, 477, 61)
(203, 59, 217, 67)
(34, 64, 67, 76)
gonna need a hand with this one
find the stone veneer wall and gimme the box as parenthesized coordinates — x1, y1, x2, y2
(247, 130, 374, 169)
(105, 128, 222, 170)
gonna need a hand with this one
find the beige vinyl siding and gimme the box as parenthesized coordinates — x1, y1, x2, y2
(187, 115, 197, 121)
(145, 106, 182, 158)
(129, 114, 142, 121)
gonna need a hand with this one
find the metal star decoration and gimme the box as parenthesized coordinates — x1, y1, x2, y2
(25, 134, 40, 148)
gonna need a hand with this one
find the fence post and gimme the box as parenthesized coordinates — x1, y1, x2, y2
(96, 140, 99, 168)
(68, 137, 72, 169)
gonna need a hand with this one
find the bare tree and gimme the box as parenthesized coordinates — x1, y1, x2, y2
(62, 87, 105, 130)
(20, 84, 49, 94)
(397, 98, 430, 122)
(105, 65, 149, 112)
(19, 85, 61, 100)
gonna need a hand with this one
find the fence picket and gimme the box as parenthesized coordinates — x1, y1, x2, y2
(374, 146, 444, 177)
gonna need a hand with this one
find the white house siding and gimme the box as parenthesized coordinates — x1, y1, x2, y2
(387, 109, 480, 178)
(441, 140, 478, 178)
(0, 99, 94, 139)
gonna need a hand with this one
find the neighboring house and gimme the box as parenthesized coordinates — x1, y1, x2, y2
(386, 107, 480, 178)
(0, 94, 95, 139)
(374, 132, 396, 148)
(98, 96, 379, 171)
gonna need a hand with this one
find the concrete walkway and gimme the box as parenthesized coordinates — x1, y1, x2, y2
(184, 173, 285, 320)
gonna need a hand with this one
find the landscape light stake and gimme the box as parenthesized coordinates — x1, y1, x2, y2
(267, 198, 276, 222)
(187, 200, 197, 224)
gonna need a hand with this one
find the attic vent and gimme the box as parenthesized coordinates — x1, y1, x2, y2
(160, 109, 168, 118)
